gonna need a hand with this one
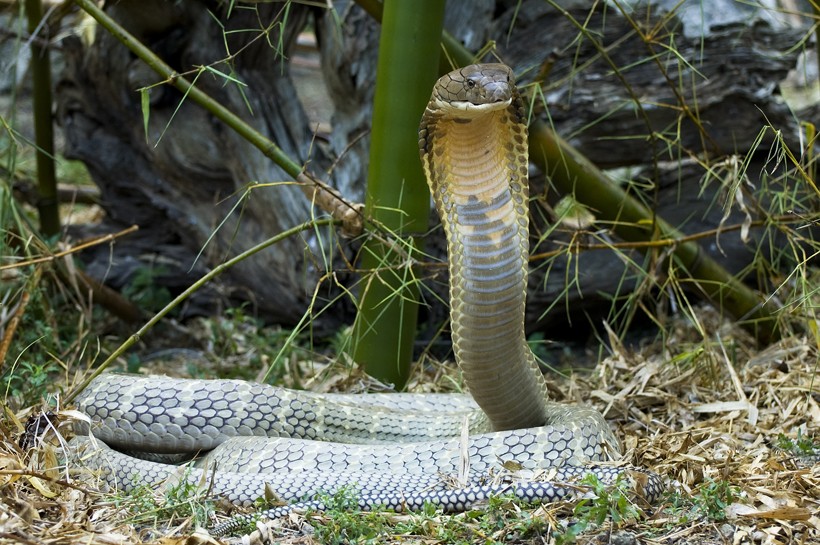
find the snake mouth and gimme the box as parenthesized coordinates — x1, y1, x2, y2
(432, 97, 512, 116)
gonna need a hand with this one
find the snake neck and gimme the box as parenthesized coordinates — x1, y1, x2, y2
(420, 92, 550, 431)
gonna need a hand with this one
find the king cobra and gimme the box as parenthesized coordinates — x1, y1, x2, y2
(72, 64, 662, 535)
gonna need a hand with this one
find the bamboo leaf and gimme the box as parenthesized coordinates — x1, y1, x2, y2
(140, 88, 150, 142)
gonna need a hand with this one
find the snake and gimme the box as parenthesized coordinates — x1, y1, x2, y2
(71, 64, 663, 536)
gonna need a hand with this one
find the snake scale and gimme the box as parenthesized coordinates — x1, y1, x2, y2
(72, 64, 663, 535)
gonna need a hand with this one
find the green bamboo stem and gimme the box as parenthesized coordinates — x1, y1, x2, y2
(351, 0, 446, 388)
(25, 0, 59, 236)
(355, 0, 472, 69)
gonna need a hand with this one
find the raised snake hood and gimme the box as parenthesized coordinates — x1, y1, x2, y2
(419, 63, 552, 432)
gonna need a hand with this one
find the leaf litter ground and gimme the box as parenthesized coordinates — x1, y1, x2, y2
(2, 304, 818, 545)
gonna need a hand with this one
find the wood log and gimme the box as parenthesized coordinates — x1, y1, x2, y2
(59, 0, 337, 326)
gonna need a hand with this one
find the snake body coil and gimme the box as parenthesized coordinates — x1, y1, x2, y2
(73, 64, 662, 535)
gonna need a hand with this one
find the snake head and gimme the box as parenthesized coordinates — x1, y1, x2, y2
(432, 63, 515, 114)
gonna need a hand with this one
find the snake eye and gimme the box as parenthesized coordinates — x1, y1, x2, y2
(466, 80, 476, 88)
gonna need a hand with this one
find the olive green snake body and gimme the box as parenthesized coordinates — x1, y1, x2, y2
(72, 64, 663, 535)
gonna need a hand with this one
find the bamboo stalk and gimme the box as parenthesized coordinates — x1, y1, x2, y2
(351, 0, 446, 388)
(25, 0, 59, 236)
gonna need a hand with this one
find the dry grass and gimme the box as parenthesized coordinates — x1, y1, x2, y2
(2, 303, 818, 545)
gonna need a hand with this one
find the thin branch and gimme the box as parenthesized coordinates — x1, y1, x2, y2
(0, 225, 139, 271)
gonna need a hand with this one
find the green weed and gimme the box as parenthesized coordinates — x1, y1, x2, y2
(692, 480, 738, 522)
(121, 264, 173, 313)
(294, 490, 553, 545)
(553, 474, 643, 544)
(664, 478, 740, 525)
(0, 279, 91, 408)
(203, 306, 312, 382)
(2, 356, 61, 407)
(113, 470, 216, 529)
(776, 431, 820, 457)
(309, 488, 391, 545)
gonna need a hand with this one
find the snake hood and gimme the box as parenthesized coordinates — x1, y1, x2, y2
(419, 63, 551, 431)
(431, 63, 515, 114)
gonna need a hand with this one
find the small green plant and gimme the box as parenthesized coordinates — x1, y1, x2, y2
(481, 493, 551, 542)
(122, 264, 172, 312)
(664, 478, 740, 525)
(662, 489, 695, 526)
(2, 356, 61, 407)
(114, 470, 216, 529)
(305, 490, 551, 545)
(391, 494, 549, 545)
(776, 431, 820, 457)
(204, 306, 312, 382)
(553, 474, 643, 544)
(691, 479, 738, 522)
(0, 279, 86, 408)
(330, 325, 354, 361)
(309, 488, 392, 545)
